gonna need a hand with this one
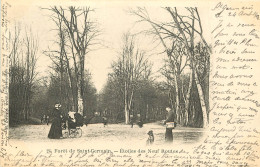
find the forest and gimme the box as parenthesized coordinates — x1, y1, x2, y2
(9, 6, 210, 128)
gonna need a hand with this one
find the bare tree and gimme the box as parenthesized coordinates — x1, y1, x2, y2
(45, 6, 100, 115)
(9, 23, 23, 123)
(9, 24, 39, 124)
(43, 11, 76, 112)
(23, 28, 39, 120)
(131, 7, 210, 128)
(109, 33, 152, 124)
(130, 8, 189, 125)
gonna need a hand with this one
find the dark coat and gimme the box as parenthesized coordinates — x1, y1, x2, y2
(48, 109, 62, 139)
(164, 109, 175, 142)
(74, 113, 84, 127)
(102, 117, 108, 126)
(136, 116, 143, 128)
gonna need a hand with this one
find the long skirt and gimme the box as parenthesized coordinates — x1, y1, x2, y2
(165, 128, 173, 142)
(48, 118, 62, 139)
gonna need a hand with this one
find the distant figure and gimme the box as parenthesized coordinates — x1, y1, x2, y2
(41, 115, 46, 123)
(46, 115, 49, 125)
(48, 104, 62, 139)
(163, 107, 175, 143)
(102, 117, 108, 127)
(130, 115, 134, 128)
(146, 130, 154, 145)
(136, 114, 143, 128)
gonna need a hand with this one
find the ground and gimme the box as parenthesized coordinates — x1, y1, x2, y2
(9, 122, 205, 148)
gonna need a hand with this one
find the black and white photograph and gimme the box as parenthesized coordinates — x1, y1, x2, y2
(1, 0, 260, 166)
(7, 4, 210, 146)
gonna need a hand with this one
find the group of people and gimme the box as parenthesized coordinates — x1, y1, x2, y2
(41, 115, 49, 125)
(130, 114, 144, 128)
(130, 107, 176, 143)
(48, 104, 84, 139)
(47, 103, 176, 143)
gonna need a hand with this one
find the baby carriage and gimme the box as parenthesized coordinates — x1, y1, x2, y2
(62, 112, 84, 138)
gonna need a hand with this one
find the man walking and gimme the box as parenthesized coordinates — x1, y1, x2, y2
(130, 115, 134, 128)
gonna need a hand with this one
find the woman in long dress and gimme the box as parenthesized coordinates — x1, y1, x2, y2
(48, 104, 62, 139)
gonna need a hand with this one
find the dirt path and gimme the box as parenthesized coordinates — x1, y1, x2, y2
(9, 123, 205, 147)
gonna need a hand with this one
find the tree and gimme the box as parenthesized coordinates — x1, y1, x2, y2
(23, 29, 39, 120)
(9, 24, 24, 124)
(9, 24, 39, 125)
(109, 33, 152, 124)
(44, 69, 97, 117)
(164, 7, 210, 128)
(45, 6, 100, 115)
(131, 7, 210, 128)
(99, 78, 169, 124)
(43, 10, 76, 112)
(98, 77, 124, 122)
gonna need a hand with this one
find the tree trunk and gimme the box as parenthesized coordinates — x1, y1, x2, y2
(174, 72, 180, 124)
(77, 83, 83, 115)
(146, 103, 149, 121)
(124, 81, 129, 124)
(125, 109, 129, 124)
(184, 71, 193, 126)
(80, 56, 86, 116)
(192, 104, 196, 126)
(194, 70, 208, 128)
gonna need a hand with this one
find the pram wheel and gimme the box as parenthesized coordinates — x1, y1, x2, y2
(69, 128, 82, 138)
(65, 112, 84, 138)
(69, 129, 76, 138)
(75, 128, 82, 137)
(63, 131, 69, 138)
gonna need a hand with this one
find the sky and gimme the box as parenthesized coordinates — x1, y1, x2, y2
(7, 2, 211, 92)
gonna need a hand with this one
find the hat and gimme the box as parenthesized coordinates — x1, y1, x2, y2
(68, 111, 76, 118)
(55, 104, 61, 108)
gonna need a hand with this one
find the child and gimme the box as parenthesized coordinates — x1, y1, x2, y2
(102, 117, 108, 127)
(136, 114, 143, 128)
(146, 130, 154, 145)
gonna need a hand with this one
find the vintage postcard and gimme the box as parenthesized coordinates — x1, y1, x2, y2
(1, 0, 260, 166)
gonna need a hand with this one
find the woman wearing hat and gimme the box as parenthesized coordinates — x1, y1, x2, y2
(48, 104, 63, 139)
